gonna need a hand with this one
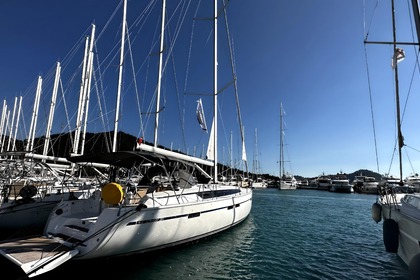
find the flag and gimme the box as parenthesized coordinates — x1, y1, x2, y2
(391, 48, 405, 69)
(196, 98, 207, 131)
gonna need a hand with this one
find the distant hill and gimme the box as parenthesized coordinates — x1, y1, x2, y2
(347, 169, 381, 182)
(3, 132, 383, 182)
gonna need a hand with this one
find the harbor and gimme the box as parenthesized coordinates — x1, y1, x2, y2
(0, 188, 409, 279)
(1, 0, 420, 279)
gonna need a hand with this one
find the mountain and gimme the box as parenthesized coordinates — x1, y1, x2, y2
(3, 133, 383, 182)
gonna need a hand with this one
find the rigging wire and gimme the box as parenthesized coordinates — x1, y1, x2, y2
(363, 0, 381, 175)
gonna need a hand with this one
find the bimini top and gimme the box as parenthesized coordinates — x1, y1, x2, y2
(67, 145, 213, 169)
(67, 150, 172, 168)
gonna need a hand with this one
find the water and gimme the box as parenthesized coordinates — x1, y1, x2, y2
(5, 189, 409, 279)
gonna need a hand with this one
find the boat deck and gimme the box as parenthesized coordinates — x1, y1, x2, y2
(0, 236, 71, 264)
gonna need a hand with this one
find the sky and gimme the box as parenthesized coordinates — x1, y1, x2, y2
(1, 0, 420, 179)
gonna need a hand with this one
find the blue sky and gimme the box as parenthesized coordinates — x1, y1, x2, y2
(1, 0, 420, 179)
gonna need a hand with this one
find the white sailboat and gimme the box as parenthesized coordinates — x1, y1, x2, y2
(0, 25, 100, 237)
(368, 0, 420, 276)
(278, 102, 297, 190)
(252, 128, 267, 188)
(0, 0, 252, 277)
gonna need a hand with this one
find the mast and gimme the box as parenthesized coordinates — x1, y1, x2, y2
(112, 0, 127, 153)
(410, 0, 420, 45)
(6, 97, 17, 151)
(230, 131, 233, 178)
(80, 24, 96, 155)
(73, 33, 90, 155)
(279, 102, 284, 180)
(1, 110, 10, 153)
(213, 0, 218, 183)
(153, 0, 166, 147)
(26, 76, 42, 152)
(253, 128, 259, 177)
(43, 62, 61, 160)
(0, 100, 6, 152)
(11, 96, 22, 151)
(391, 0, 404, 183)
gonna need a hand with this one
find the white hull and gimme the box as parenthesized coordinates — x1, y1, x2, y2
(329, 179, 353, 193)
(252, 182, 267, 188)
(380, 201, 420, 267)
(45, 185, 252, 260)
(0, 188, 94, 234)
(0, 184, 252, 277)
(279, 182, 297, 190)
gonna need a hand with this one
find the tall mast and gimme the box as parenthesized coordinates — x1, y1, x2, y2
(112, 0, 127, 153)
(391, 0, 404, 183)
(73, 33, 90, 155)
(26, 76, 42, 152)
(253, 128, 258, 176)
(410, 0, 420, 44)
(1, 110, 10, 153)
(213, 0, 218, 183)
(12, 96, 22, 151)
(154, 0, 167, 147)
(80, 24, 96, 155)
(0, 100, 6, 152)
(43, 62, 61, 160)
(6, 97, 17, 151)
(280, 102, 284, 179)
(230, 131, 233, 178)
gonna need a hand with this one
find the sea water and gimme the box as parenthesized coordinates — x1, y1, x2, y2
(7, 189, 409, 279)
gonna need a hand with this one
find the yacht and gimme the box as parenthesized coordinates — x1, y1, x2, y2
(352, 175, 378, 194)
(329, 173, 353, 193)
(316, 174, 331, 191)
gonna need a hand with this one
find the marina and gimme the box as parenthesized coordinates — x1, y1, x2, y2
(1, 0, 420, 279)
(0, 189, 410, 279)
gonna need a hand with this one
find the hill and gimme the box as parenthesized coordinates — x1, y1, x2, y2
(3, 132, 383, 182)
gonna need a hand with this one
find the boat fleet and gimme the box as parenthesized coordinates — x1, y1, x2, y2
(0, 0, 253, 278)
(2, 0, 420, 278)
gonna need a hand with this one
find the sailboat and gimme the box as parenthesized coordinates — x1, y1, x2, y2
(0, 0, 252, 277)
(367, 0, 420, 275)
(251, 128, 267, 188)
(278, 102, 297, 190)
(0, 25, 100, 238)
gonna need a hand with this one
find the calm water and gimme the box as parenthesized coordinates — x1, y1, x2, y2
(6, 189, 409, 279)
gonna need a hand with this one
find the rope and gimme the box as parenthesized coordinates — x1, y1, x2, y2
(363, 41, 381, 175)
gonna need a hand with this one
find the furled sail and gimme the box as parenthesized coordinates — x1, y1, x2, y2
(206, 118, 214, 160)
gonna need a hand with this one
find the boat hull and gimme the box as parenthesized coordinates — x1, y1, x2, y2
(0, 190, 94, 236)
(279, 183, 297, 190)
(45, 187, 253, 260)
(380, 202, 420, 267)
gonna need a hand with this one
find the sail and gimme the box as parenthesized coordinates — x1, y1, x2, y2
(206, 118, 215, 160)
(196, 98, 207, 131)
(242, 138, 247, 161)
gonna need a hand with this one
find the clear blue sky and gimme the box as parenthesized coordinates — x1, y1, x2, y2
(1, 0, 420, 179)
